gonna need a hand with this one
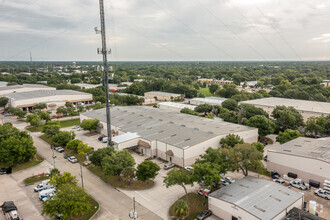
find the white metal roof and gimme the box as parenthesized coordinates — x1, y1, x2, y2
(158, 102, 195, 110)
(145, 91, 182, 97)
(112, 132, 140, 144)
(190, 97, 227, 106)
(6, 90, 92, 100)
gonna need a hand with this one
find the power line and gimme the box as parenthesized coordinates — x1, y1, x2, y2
(150, 0, 236, 60)
(195, 0, 267, 61)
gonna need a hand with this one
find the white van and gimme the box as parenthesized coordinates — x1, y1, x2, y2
(39, 188, 55, 200)
(34, 180, 53, 192)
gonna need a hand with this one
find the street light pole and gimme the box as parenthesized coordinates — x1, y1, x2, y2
(80, 163, 84, 189)
(51, 147, 56, 168)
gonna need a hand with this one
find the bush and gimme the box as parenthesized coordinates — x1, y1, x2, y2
(90, 147, 115, 167)
(66, 139, 83, 152)
(173, 200, 189, 219)
(136, 160, 160, 182)
(53, 131, 76, 146)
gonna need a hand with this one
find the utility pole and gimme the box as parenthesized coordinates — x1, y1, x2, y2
(51, 147, 56, 169)
(96, 0, 113, 147)
(80, 163, 84, 189)
(129, 197, 138, 219)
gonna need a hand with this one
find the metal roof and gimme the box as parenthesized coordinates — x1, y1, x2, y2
(112, 132, 140, 144)
(268, 137, 330, 163)
(0, 83, 52, 91)
(158, 102, 195, 110)
(190, 97, 227, 106)
(144, 91, 182, 97)
(209, 176, 303, 220)
(6, 90, 91, 100)
(81, 106, 257, 149)
(240, 97, 330, 114)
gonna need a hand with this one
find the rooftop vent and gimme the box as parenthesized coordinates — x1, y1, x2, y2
(185, 138, 191, 141)
(169, 121, 174, 124)
(208, 131, 214, 135)
(283, 149, 291, 152)
(304, 140, 311, 142)
(269, 195, 281, 202)
(171, 134, 177, 137)
(149, 116, 153, 119)
(223, 193, 233, 197)
(158, 130, 164, 133)
(279, 190, 290, 196)
(137, 124, 142, 127)
(181, 125, 186, 127)
(294, 145, 302, 147)
(194, 128, 199, 130)
(239, 184, 249, 188)
(254, 205, 265, 213)
(159, 119, 163, 121)
(147, 127, 153, 129)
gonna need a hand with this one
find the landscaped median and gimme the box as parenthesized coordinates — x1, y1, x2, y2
(24, 172, 49, 185)
(27, 118, 80, 133)
(12, 154, 44, 173)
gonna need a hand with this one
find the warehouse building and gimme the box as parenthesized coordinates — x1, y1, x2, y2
(267, 137, 330, 187)
(6, 90, 93, 112)
(80, 106, 258, 167)
(189, 97, 227, 106)
(158, 102, 195, 112)
(74, 83, 101, 89)
(209, 176, 304, 220)
(0, 84, 55, 96)
(240, 97, 330, 121)
(115, 93, 156, 105)
(144, 91, 183, 101)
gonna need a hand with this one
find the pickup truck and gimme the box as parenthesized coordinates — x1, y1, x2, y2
(1, 201, 20, 220)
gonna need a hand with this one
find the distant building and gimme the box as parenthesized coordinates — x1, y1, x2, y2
(5, 90, 93, 112)
(240, 97, 330, 121)
(284, 207, 325, 220)
(108, 84, 127, 93)
(197, 78, 233, 85)
(0, 84, 55, 96)
(158, 102, 195, 112)
(115, 93, 156, 105)
(120, 82, 133, 86)
(190, 97, 227, 106)
(74, 83, 101, 89)
(240, 80, 258, 87)
(81, 106, 258, 166)
(320, 80, 330, 87)
(0, 81, 7, 87)
(209, 176, 304, 220)
(267, 137, 330, 187)
(144, 91, 183, 101)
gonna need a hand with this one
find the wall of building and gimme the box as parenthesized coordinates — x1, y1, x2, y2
(267, 152, 330, 186)
(116, 138, 140, 151)
(209, 197, 259, 220)
(144, 93, 182, 101)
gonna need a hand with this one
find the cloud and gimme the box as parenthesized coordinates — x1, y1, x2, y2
(311, 33, 330, 43)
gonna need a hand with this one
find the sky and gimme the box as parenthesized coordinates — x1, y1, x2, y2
(1, 0, 330, 61)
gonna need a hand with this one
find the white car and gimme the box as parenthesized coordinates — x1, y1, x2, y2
(68, 156, 78, 163)
(54, 147, 64, 153)
(289, 179, 309, 190)
(221, 178, 230, 186)
(72, 125, 80, 129)
(314, 189, 330, 200)
(273, 179, 285, 184)
(184, 166, 194, 172)
(224, 177, 235, 184)
(164, 163, 175, 170)
(42, 193, 54, 202)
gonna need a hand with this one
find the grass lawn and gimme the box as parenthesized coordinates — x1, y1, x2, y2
(24, 173, 49, 185)
(26, 126, 43, 132)
(198, 88, 213, 97)
(12, 154, 44, 173)
(59, 119, 80, 128)
(87, 165, 154, 190)
(39, 134, 57, 145)
(169, 193, 207, 220)
(73, 197, 99, 220)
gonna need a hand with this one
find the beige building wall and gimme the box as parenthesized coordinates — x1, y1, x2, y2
(144, 93, 182, 101)
(267, 152, 330, 186)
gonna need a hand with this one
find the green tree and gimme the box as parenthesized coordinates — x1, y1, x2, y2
(102, 150, 135, 176)
(194, 104, 213, 116)
(56, 107, 67, 116)
(215, 84, 239, 98)
(164, 168, 193, 202)
(276, 129, 303, 144)
(15, 109, 27, 118)
(26, 113, 42, 127)
(197, 147, 229, 174)
(0, 97, 9, 108)
(305, 116, 328, 137)
(251, 142, 264, 153)
(221, 99, 238, 111)
(49, 168, 60, 177)
(42, 184, 91, 219)
(272, 106, 304, 131)
(208, 84, 219, 94)
(180, 108, 198, 116)
(239, 103, 269, 120)
(77, 142, 93, 156)
(0, 123, 36, 166)
(33, 103, 47, 110)
(90, 147, 115, 167)
(65, 139, 83, 152)
(71, 78, 82, 84)
(40, 112, 51, 122)
(173, 200, 189, 220)
(42, 121, 60, 137)
(121, 167, 136, 182)
(80, 119, 99, 133)
(245, 115, 276, 137)
(65, 102, 73, 108)
(221, 143, 263, 176)
(220, 134, 244, 148)
(136, 160, 160, 182)
(49, 172, 77, 187)
(53, 131, 75, 146)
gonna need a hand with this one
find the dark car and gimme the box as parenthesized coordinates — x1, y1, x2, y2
(0, 168, 6, 175)
(271, 172, 280, 179)
(197, 210, 212, 220)
(98, 135, 106, 141)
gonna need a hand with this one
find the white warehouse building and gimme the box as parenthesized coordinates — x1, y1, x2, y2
(0, 84, 55, 96)
(209, 176, 304, 220)
(80, 106, 258, 167)
(158, 102, 195, 112)
(267, 137, 330, 187)
(190, 97, 227, 106)
(144, 91, 183, 101)
(6, 90, 93, 112)
(240, 97, 330, 121)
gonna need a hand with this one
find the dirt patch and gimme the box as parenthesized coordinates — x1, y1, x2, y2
(84, 131, 99, 137)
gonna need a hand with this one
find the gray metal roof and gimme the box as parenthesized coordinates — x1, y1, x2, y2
(240, 97, 330, 114)
(81, 106, 257, 149)
(209, 176, 303, 220)
(268, 137, 330, 163)
(0, 84, 52, 91)
(145, 91, 182, 97)
(6, 90, 91, 100)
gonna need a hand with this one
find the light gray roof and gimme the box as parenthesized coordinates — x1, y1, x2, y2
(158, 102, 195, 110)
(6, 90, 91, 100)
(74, 83, 101, 88)
(0, 84, 52, 91)
(240, 97, 330, 114)
(268, 137, 330, 163)
(81, 106, 257, 149)
(209, 176, 303, 220)
(145, 91, 182, 97)
(112, 132, 140, 144)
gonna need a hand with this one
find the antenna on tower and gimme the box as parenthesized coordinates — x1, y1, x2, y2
(96, 0, 113, 147)
(29, 51, 32, 62)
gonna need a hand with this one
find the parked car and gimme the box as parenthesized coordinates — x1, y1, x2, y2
(68, 156, 78, 163)
(54, 147, 64, 153)
(197, 210, 212, 220)
(1, 201, 20, 220)
(72, 125, 80, 129)
(221, 178, 230, 186)
(34, 180, 53, 192)
(42, 193, 54, 202)
(184, 166, 194, 172)
(263, 155, 268, 162)
(0, 168, 6, 175)
(164, 163, 175, 170)
(77, 127, 83, 131)
(271, 172, 280, 179)
(314, 189, 330, 200)
(260, 140, 268, 146)
(290, 179, 309, 190)
(224, 177, 235, 184)
(39, 188, 55, 200)
(273, 179, 285, 184)
(102, 136, 108, 143)
(197, 189, 212, 197)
